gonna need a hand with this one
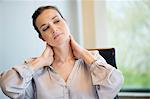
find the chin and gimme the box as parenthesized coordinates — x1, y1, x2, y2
(57, 38, 69, 47)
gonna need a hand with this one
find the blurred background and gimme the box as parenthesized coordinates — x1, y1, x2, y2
(0, 0, 150, 99)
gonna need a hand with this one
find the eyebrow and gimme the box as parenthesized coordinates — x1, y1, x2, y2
(40, 15, 58, 29)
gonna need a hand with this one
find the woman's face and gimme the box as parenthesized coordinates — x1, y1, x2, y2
(35, 9, 70, 47)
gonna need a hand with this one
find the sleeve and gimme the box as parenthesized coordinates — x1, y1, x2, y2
(89, 51, 124, 99)
(0, 64, 35, 99)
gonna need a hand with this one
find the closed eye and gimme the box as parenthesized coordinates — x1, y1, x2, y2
(54, 20, 60, 24)
(42, 26, 49, 32)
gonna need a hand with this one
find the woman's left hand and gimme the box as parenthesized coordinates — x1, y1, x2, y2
(70, 35, 95, 64)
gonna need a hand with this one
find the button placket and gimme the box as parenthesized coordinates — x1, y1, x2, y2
(96, 85, 100, 90)
(64, 85, 70, 99)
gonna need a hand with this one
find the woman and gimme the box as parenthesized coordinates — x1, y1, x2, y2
(0, 5, 124, 99)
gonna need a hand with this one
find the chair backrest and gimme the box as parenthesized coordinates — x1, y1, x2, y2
(88, 48, 117, 69)
(88, 48, 119, 99)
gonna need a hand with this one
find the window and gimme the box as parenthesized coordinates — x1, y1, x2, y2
(106, 0, 150, 90)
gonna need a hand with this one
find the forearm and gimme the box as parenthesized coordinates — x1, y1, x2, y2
(80, 49, 96, 65)
(0, 65, 34, 98)
(88, 51, 124, 98)
(94, 65, 124, 99)
(27, 57, 45, 71)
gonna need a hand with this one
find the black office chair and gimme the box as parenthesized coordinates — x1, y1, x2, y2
(88, 48, 119, 99)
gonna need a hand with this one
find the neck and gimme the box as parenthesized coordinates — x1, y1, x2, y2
(53, 41, 74, 64)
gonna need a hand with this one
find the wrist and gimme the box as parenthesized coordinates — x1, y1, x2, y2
(81, 50, 96, 65)
(27, 57, 43, 71)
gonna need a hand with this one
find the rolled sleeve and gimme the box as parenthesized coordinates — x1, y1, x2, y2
(88, 51, 124, 99)
(0, 64, 35, 99)
(13, 64, 35, 82)
(90, 59, 115, 85)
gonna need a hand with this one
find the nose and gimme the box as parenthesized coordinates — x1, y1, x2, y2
(50, 24, 57, 34)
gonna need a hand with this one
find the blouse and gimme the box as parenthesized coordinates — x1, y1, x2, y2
(0, 51, 124, 99)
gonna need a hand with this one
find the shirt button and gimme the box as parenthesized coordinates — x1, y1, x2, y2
(64, 86, 67, 89)
(97, 85, 100, 90)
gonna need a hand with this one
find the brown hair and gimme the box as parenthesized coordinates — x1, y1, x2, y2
(32, 5, 64, 39)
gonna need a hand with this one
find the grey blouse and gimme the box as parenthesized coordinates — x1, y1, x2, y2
(0, 51, 124, 99)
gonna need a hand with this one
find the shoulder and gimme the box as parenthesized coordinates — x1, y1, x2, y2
(88, 50, 99, 56)
(77, 50, 102, 66)
(88, 50, 107, 63)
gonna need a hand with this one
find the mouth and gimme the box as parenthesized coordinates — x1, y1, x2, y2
(54, 33, 63, 40)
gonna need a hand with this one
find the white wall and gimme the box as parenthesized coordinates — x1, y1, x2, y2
(0, 0, 81, 98)
(94, 0, 108, 48)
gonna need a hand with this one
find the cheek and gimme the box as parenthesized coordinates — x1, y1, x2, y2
(65, 25, 70, 35)
(62, 27, 69, 36)
(42, 35, 54, 46)
(61, 21, 70, 33)
(41, 34, 52, 41)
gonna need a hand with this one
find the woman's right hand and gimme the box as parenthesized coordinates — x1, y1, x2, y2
(27, 44, 54, 71)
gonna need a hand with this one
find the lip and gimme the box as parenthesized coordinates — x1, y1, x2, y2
(54, 33, 63, 39)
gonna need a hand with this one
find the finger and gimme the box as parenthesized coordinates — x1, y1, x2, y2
(42, 43, 53, 57)
(70, 35, 77, 45)
(46, 43, 52, 49)
(46, 43, 54, 55)
(70, 35, 81, 49)
(70, 34, 75, 42)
